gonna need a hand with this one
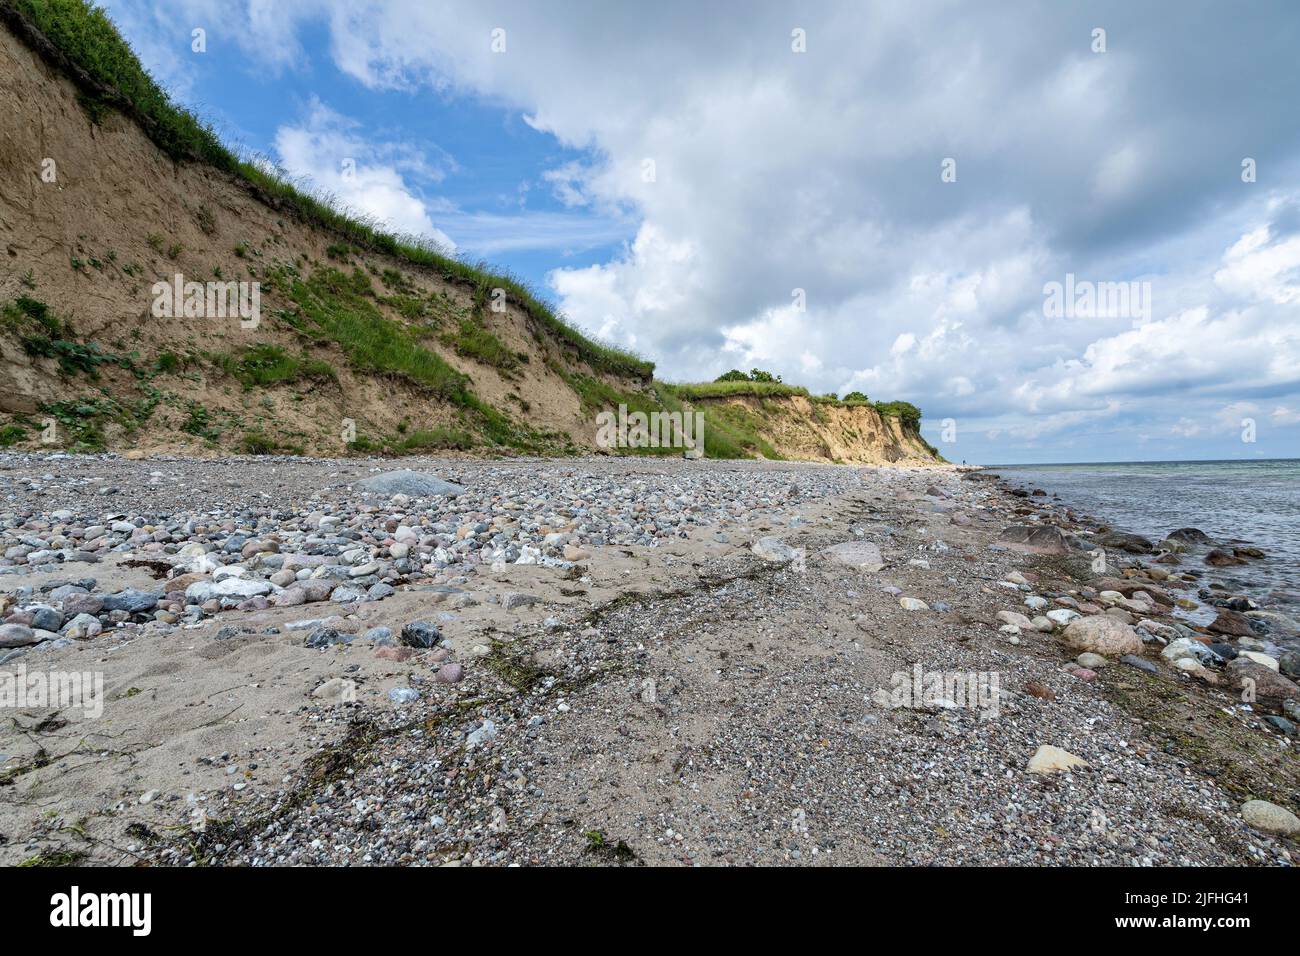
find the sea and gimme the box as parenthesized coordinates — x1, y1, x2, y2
(987, 459, 1300, 614)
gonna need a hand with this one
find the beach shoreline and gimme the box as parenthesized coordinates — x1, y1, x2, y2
(1, 453, 1296, 865)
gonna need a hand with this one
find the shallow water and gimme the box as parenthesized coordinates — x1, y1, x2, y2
(988, 459, 1300, 613)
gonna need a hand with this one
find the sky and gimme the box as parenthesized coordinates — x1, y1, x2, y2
(100, 0, 1300, 465)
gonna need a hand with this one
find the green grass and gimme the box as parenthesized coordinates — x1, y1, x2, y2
(666, 379, 812, 401)
(209, 342, 336, 389)
(663, 380, 926, 433)
(9, 0, 652, 381)
(0, 423, 26, 447)
(240, 430, 304, 456)
(153, 350, 183, 373)
(180, 401, 220, 440)
(395, 426, 475, 452)
(870, 400, 923, 431)
(443, 318, 519, 371)
(276, 266, 467, 400)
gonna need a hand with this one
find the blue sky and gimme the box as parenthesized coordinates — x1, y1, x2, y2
(101, 1, 1300, 465)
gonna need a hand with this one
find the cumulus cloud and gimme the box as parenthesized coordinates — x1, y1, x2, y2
(274, 98, 456, 249)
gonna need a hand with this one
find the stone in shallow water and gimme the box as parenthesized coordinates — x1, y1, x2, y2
(359, 470, 464, 498)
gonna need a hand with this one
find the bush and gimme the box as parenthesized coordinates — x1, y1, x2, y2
(872, 400, 923, 431)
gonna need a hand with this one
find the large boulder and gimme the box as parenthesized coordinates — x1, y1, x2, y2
(359, 470, 464, 498)
(1061, 616, 1143, 657)
(1240, 800, 1300, 837)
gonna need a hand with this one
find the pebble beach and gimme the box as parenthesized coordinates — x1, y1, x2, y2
(0, 453, 1296, 866)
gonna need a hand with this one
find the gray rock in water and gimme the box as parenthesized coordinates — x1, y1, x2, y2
(359, 470, 464, 498)
(1096, 531, 1154, 554)
(1279, 649, 1300, 680)
(1167, 527, 1212, 545)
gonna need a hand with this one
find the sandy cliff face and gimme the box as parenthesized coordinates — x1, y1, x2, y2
(692, 395, 942, 465)
(0, 21, 637, 455)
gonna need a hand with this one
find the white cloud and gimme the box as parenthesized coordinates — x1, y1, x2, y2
(274, 99, 456, 249)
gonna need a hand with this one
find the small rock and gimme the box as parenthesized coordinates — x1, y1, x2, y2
(436, 663, 464, 683)
(1027, 745, 1088, 774)
(1120, 654, 1157, 674)
(503, 592, 539, 611)
(401, 620, 442, 648)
